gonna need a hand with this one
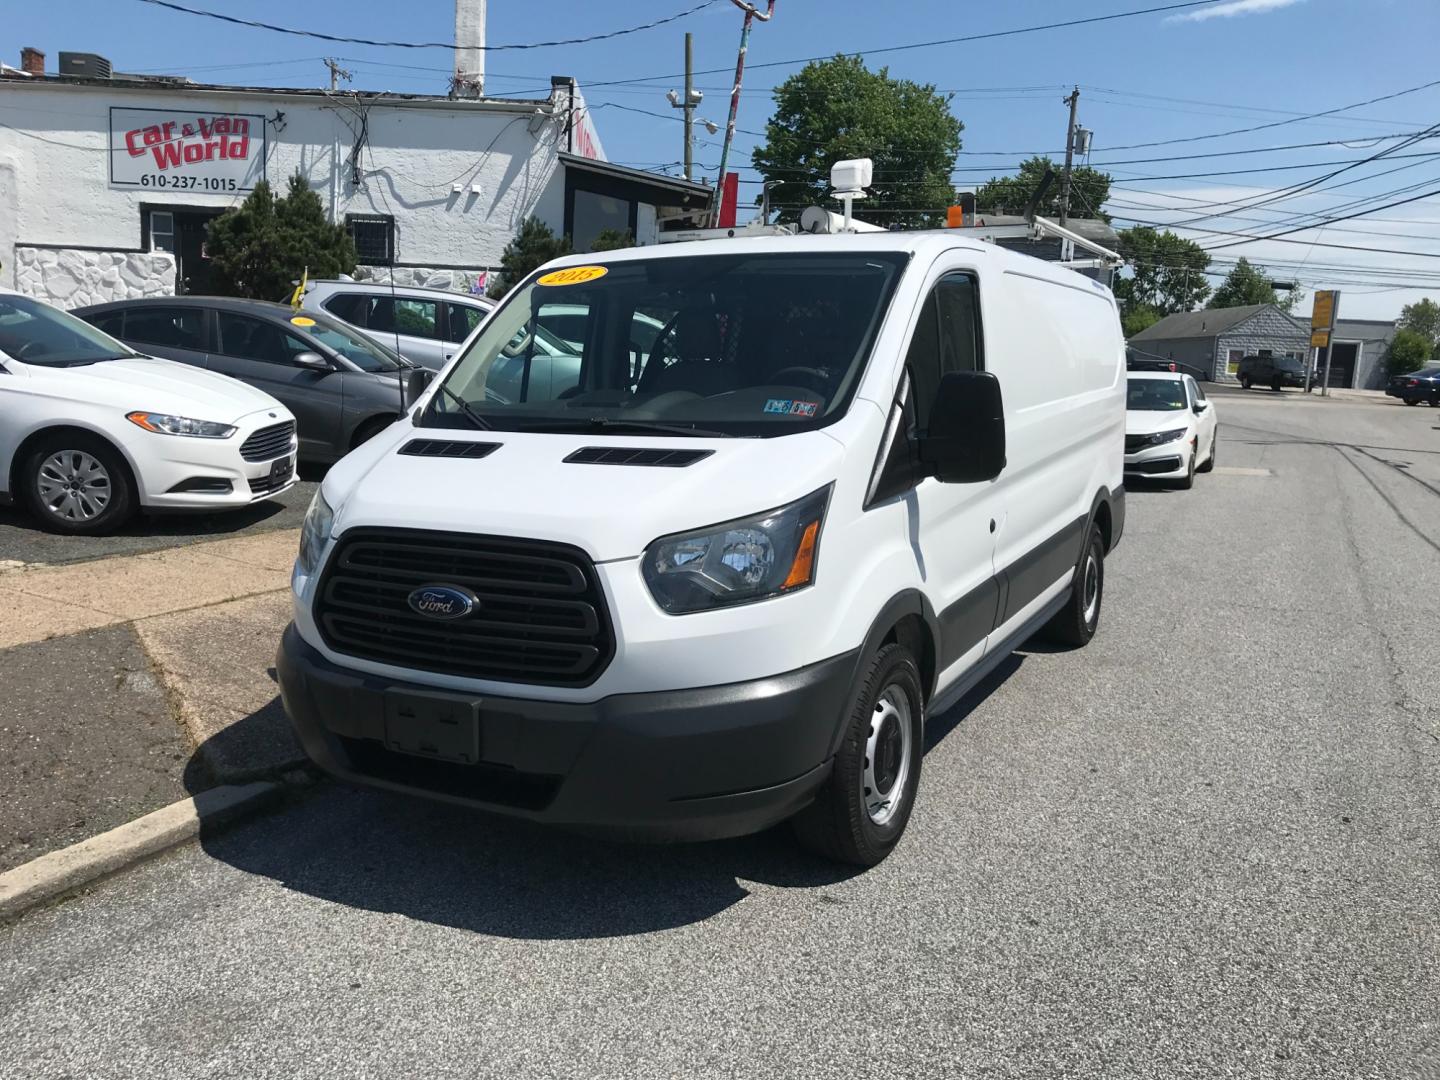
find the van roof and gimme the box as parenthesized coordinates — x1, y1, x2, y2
(546, 232, 1115, 299)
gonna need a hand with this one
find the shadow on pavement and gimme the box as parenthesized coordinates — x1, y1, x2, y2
(183, 650, 1016, 940)
(0, 497, 289, 541)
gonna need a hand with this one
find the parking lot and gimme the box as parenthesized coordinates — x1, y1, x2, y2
(1, 388, 1436, 1078)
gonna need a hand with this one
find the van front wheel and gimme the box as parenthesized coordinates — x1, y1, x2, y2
(791, 643, 924, 867)
(1039, 523, 1105, 648)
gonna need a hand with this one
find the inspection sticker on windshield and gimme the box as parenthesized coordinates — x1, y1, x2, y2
(289, 315, 316, 327)
(765, 398, 818, 417)
(537, 265, 608, 287)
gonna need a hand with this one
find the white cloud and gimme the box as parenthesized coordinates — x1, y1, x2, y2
(1170, 0, 1306, 22)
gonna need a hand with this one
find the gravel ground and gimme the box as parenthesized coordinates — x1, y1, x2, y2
(1, 391, 1436, 1079)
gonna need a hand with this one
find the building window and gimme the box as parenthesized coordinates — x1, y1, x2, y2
(149, 211, 175, 254)
(346, 214, 394, 265)
(1226, 348, 1243, 375)
(572, 190, 630, 252)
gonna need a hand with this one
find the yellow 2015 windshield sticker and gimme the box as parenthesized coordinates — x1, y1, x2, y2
(289, 315, 317, 327)
(537, 265, 608, 287)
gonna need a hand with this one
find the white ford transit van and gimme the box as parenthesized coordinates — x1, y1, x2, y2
(277, 233, 1126, 865)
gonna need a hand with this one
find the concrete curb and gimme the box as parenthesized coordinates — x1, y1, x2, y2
(0, 780, 284, 922)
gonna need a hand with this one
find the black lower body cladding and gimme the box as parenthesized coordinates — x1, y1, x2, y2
(277, 625, 859, 842)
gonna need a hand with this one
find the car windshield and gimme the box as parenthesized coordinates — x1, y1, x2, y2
(301, 313, 403, 372)
(1128, 378, 1187, 411)
(0, 294, 138, 367)
(423, 252, 908, 437)
(1277, 357, 1304, 372)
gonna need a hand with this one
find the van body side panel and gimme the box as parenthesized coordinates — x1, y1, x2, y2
(987, 269, 1124, 628)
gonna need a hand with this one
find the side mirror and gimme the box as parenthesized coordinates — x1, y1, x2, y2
(917, 370, 1006, 484)
(406, 367, 435, 404)
(293, 351, 330, 371)
(1194, 401, 1208, 413)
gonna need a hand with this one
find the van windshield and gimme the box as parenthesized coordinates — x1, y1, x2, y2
(423, 252, 908, 437)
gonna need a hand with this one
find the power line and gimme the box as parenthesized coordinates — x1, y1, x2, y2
(130, 0, 725, 51)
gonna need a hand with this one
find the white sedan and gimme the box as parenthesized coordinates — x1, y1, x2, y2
(1124, 371, 1218, 489)
(0, 290, 298, 535)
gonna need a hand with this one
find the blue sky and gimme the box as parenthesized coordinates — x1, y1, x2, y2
(10, 0, 1440, 317)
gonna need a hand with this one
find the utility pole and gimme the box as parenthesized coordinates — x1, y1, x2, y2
(1059, 86, 1080, 226)
(323, 58, 352, 92)
(667, 36, 704, 181)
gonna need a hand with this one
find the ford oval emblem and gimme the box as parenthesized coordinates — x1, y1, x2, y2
(407, 585, 479, 620)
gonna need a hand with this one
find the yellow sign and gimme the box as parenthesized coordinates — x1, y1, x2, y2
(1310, 290, 1337, 331)
(1310, 329, 1330, 348)
(537, 265, 608, 287)
(290, 316, 317, 327)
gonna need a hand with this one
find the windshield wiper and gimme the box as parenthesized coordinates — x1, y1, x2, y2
(435, 384, 493, 430)
(513, 417, 733, 438)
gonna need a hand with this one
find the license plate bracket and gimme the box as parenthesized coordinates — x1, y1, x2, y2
(269, 455, 294, 484)
(383, 690, 480, 764)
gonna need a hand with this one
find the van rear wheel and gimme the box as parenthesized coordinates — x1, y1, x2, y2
(791, 643, 924, 867)
(1039, 523, 1105, 648)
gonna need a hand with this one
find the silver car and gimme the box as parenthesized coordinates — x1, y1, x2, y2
(300, 280, 494, 371)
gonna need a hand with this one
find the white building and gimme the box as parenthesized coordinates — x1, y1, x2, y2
(0, 47, 712, 307)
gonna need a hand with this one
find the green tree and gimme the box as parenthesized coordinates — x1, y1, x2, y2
(1385, 327, 1432, 376)
(974, 156, 1112, 220)
(751, 55, 964, 229)
(1113, 226, 1211, 316)
(1396, 297, 1440, 351)
(587, 229, 635, 252)
(1208, 257, 1300, 312)
(1122, 305, 1163, 339)
(205, 173, 355, 299)
(488, 217, 571, 299)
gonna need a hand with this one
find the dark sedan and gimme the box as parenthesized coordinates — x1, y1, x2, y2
(1386, 367, 1440, 406)
(74, 297, 413, 462)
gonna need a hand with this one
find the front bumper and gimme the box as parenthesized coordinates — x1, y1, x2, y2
(132, 409, 298, 510)
(1124, 436, 1191, 478)
(277, 624, 858, 841)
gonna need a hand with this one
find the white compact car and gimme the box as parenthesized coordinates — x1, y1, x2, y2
(1124, 371, 1217, 488)
(277, 232, 1128, 866)
(0, 291, 298, 535)
(300, 280, 495, 371)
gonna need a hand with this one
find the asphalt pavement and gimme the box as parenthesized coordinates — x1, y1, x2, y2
(0, 472, 318, 567)
(1, 390, 1437, 1079)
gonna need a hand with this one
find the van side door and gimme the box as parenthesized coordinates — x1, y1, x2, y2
(886, 271, 1005, 684)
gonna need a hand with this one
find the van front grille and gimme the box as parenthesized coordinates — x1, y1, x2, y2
(314, 528, 613, 687)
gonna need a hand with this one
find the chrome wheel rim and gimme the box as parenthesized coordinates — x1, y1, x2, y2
(1082, 550, 1101, 626)
(38, 451, 112, 522)
(863, 685, 914, 827)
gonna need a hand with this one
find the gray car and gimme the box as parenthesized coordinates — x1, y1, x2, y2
(73, 297, 412, 463)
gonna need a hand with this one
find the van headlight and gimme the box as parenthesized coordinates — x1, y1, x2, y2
(296, 489, 336, 576)
(642, 486, 830, 614)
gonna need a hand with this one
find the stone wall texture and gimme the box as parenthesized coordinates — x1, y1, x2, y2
(353, 265, 494, 296)
(14, 247, 176, 308)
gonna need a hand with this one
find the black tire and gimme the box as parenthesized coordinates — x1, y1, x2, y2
(350, 414, 396, 450)
(1270, 379, 1282, 392)
(791, 643, 924, 867)
(1403, 398, 1419, 406)
(1175, 446, 1197, 490)
(1197, 432, 1216, 473)
(23, 432, 135, 536)
(1039, 523, 1105, 648)
(1240, 376, 1252, 389)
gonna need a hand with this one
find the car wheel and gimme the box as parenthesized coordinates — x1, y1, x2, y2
(1404, 398, 1419, 406)
(1270, 379, 1282, 391)
(1198, 433, 1216, 473)
(350, 415, 396, 450)
(1240, 376, 1252, 389)
(24, 433, 135, 536)
(791, 642, 924, 867)
(1039, 523, 1106, 648)
(1176, 445, 1196, 490)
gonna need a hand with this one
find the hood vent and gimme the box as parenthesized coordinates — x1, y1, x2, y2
(398, 439, 501, 459)
(564, 447, 714, 468)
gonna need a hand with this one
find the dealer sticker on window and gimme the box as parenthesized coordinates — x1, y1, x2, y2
(289, 316, 316, 327)
(537, 265, 609, 287)
(764, 398, 819, 417)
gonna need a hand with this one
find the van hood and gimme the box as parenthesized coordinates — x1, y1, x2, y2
(22, 355, 284, 421)
(1126, 409, 1194, 436)
(328, 427, 846, 563)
